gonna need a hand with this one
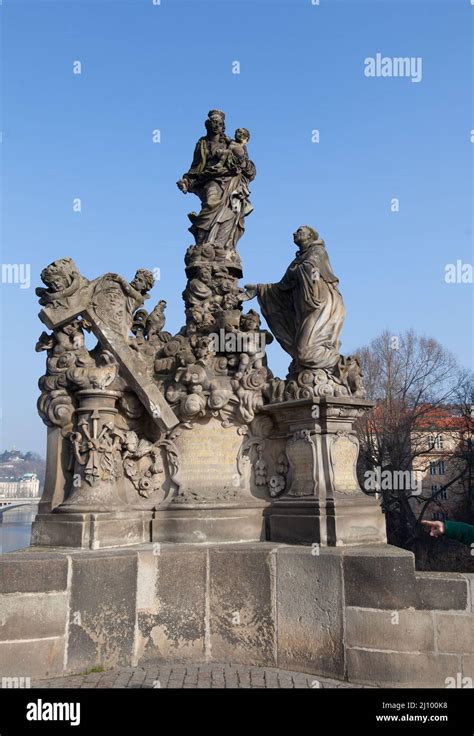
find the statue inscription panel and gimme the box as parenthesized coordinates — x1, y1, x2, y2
(285, 430, 316, 497)
(330, 433, 359, 493)
(172, 418, 249, 501)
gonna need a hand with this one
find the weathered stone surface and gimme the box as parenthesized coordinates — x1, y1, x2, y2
(1, 542, 473, 686)
(343, 546, 419, 609)
(265, 500, 323, 545)
(347, 649, 461, 688)
(208, 545, 276, 666)
(416, 572, 469, 611)
(39, 426, 70, 512)
(0, 552, 68, 594)
(463, 574, 474, 611)
(0, 592, 68, 641)
(136, 548, 158, 610)
(462, 655, 474, 681)
(276, 547, 344, 678)
(67, 551, 138, 671)
(327, 493, 387, 546)
(152, 505, 265, 544)
(345, 607, 435, 652)
(32, 513, 151, 550)
(136, 546, 206, 663)
(31, 514, 90, 548)
(0, 637, 65, 678)
(435, 613, 474, 654)
(89, 514, 150, 549)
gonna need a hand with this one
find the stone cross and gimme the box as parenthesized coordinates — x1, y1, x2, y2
(39, 275, 179, 432)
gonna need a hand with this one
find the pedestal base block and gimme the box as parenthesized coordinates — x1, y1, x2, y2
(31, 511, 150, 550)
(265, 494, 386, 546)
(261, 398, 387, 546)
(152, 503, 266, 544)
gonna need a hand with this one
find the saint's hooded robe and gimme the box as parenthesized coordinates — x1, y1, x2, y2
(257, 243, 345, 372)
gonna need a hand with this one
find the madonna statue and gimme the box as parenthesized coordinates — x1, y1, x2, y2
(177, 109, 256, 250)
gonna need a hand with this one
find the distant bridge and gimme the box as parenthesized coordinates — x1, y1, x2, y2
(0, 499, 40, 514)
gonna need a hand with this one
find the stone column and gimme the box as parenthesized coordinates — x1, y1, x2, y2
(58, 389, 124, 512)
(261, 397, 387, 546)
(32, 388, 151, 548)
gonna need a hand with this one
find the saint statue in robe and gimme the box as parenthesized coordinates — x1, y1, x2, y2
(244, 226, 346, 378)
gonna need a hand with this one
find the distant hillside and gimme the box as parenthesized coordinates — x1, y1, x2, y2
(0, 450, 46, 488)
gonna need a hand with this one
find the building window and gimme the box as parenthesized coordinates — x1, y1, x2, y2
(431, 485, 448, 499)
(432, 511, 446, 521)
(430, 461, 446, 475)
(428, 434, 443, 450)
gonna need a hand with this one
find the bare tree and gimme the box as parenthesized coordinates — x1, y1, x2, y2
(355, 329, 471, 549)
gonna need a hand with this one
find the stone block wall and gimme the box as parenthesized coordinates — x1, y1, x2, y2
(341, 549, 473, 687)
(0, 544, 472, 687)
(0, 553, 69, 677)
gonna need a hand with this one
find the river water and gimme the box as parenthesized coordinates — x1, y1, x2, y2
(0, 505, 37, 554)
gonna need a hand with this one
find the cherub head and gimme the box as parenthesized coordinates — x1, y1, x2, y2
(240, 309, 260, 332)
(218, 277, 234, 294)
(40, 257, 79, 293)
(124, 431, 139, 453)
(62, 320, 79, 336)
(234, 128, 250, 145)
(198, 265, 213, 285)
(222, 293, 240, 310)
(131, 269, 155, 295)
(194, 335, 215, 362)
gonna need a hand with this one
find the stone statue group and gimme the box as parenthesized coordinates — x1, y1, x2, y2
(177, 108, 364, 399)
(33, 108, 365, 519)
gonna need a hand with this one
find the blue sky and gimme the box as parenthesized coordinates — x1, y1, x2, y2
(1, 0, 473, 455)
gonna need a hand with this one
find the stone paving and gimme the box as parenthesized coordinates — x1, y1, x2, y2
(33, 663, 365, 689)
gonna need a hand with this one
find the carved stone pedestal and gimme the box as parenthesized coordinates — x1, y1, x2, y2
(261, 398, 386, 546)
(152, 416, 268, 543)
